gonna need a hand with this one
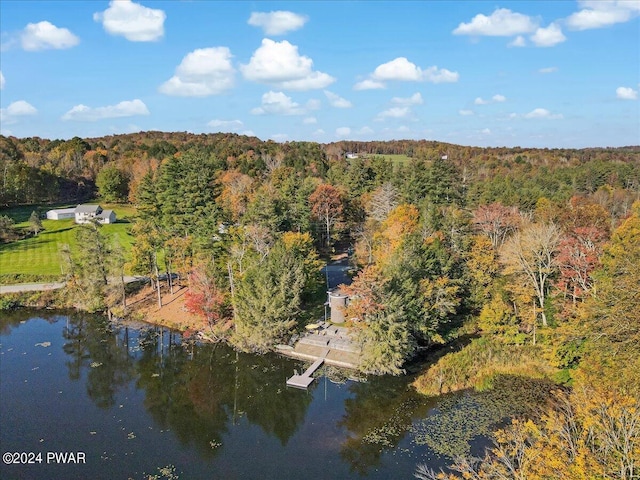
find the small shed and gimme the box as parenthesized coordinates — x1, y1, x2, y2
(46, 208, 76, 220)
(328, 288, 349, 324)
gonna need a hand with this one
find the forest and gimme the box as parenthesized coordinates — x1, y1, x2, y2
(1, 131, 639, 478)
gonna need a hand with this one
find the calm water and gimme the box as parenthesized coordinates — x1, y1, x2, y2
(0, 311, 551, 480)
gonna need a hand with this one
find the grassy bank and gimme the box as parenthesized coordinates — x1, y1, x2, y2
(413, 336, 557, 396)
(0, 288, 71, 310)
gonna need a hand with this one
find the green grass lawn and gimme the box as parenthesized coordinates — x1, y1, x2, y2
(362, 153, 414, 166)
(0, 203, 137, 279)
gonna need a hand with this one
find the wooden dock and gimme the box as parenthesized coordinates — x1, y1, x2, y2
(286, 358, 324, 389)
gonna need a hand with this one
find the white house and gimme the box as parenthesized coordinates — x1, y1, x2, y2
(46, 208, 76, 220)
(74, 204, 116, 224)
(74, 204, 102, 223)
(45, 204, 117, 224)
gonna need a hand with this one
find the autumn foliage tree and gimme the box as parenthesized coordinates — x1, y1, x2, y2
(556, 226, 606, 307)
(184, 264, 229, 337)
(473, 202, 521, 249)
(309, 183, 344, 248)
(373, 203, 420, 264)
(218, 169, 254, 222)
(501, 222, 561, 327)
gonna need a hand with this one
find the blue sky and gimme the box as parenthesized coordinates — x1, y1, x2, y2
(0, 0, 638, 147)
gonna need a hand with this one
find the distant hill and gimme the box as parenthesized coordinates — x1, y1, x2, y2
(1, 131, 638, 207)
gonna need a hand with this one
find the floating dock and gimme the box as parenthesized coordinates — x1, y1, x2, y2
(286, 358, 325, 389)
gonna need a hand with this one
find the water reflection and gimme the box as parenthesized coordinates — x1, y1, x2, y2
(58, 314, 314, 455)
(0, 311, 554, 479)
(62, 314, 135, 408)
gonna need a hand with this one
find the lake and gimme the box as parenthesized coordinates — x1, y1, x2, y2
(0, 311, 552, 480)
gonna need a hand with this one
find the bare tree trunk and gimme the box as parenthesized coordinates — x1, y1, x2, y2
(154, 250, 162, 308)
(121, 270, 126, 311)
(325, 213, 331, 248)
(539, 297, 547, 327)
(227, 261, 237, 330)
(164, 248, 174, 295)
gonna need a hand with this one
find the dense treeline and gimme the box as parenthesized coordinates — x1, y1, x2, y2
(1, 132, 638, 207)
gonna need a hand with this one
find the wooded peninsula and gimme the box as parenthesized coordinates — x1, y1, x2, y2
(1, 132, 639, 478)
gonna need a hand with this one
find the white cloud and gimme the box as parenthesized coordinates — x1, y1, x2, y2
(376, 106, 411, 120)
(241, 39, 334, 91)
(313, 129, 325, 136)
(271, 133, 289, 142)
(324, 90, 352, 108)
(508, 35, 527, 47)
(482, 128, 492, 134)
(358, 126, 374, 135)
(242, 130, 255, 137)
(251, 91, 305, 115)
(0, 71, 4, 89)
(0, 100, 37, 124)
(353, 79, 386, 90)
(20, 21, 79, 51)
(336, 127, 351, 138)
(94, 0, 165, 41)
(453, 8, 538, 36)
(248, 11, 308, 35)
(566, 0, 640, 30)
(539, 66, 558, 74)
(358, 57, 458, 89)
(208, 119, 244, 130)
(159, 47, 235, 96)
(303, 116, 317, 124)
(530, 23, 566, 47)
(459, 109, 474, 116)
(62, 99, 149, 121)
(392, 93, 424, 106)
(476, 94, 507, 105)
(524, 108, 563, 119)
(373, 57, 422, 81)
(423, 66, 460, 83)
(616, 86, 638, 100)
(371, 57, 459, 83)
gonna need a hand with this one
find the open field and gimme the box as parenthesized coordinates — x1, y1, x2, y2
(0, 202, 137, 278)
(356, 153, 414, 166)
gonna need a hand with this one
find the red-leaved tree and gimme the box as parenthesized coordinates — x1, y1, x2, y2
(556, 226, 606, 306)
(184, 265, 230, 334)
(473, 202, 521, 249)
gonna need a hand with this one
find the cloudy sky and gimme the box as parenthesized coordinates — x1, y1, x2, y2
(1, 0, 638, 147)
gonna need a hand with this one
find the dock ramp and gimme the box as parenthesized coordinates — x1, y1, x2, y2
(286, 358, 324, 389)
